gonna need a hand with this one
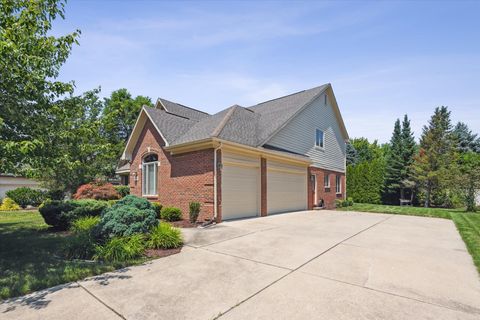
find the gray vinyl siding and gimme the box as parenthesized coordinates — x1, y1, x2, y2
(265, 93, 346, 172)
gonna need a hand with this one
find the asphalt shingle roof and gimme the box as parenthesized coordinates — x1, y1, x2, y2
(146, 84, 329, 148)
(158, 98, 209, 121)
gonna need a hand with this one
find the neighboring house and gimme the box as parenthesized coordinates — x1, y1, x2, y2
(0, 174, 41, 199)
(117, 84, 349, 221)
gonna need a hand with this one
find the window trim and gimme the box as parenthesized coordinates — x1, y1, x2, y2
(142, 154, 159, 197)
(324, 173, 330, 188)
(315, 129, 325, 149)
(335, 175, 342, 194)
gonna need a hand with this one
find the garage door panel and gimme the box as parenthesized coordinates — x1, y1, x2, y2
(222, 153, 260, 220)
(267, 163, 307, 215)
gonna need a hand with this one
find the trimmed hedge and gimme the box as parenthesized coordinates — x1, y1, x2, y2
(39, 200, 109, 230)
(6, 187, 46, 208)
(115, 195, 153, 210)
(160, 207, 182, 222)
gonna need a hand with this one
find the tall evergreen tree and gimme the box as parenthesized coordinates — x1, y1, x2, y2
(384, 119, 403, 202)
(400, 115, 416, 198)
(346, 141, 358, 166)
(413, 106, 456, 207)
(453, 122, 480, 153)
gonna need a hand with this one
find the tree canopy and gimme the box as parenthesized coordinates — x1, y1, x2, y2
(0, 0, 80, 174)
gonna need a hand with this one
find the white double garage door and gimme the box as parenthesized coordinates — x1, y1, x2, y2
(222, 151, 307, 220)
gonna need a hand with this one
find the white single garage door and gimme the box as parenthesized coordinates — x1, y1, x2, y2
(267, 161, 307, 215)
(222, 152, 260, 220)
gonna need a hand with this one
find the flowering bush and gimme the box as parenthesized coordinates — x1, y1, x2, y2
(73, 181, 120, 200)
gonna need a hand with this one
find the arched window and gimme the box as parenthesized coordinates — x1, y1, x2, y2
(142, 154, 158, 196)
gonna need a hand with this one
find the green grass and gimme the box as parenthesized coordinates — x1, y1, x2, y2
(338, 203, 480, 274)
(0, 210, 146, 300)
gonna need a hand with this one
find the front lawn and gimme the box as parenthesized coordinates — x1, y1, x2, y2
(338, 203, 480, 274)
(0, 210, 146, 300)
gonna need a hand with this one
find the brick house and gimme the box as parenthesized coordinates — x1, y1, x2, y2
(117, 84, 349, 222)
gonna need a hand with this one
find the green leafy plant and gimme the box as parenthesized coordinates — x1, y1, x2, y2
(64, 216, 101, 259)
(94, 234, 145, 262)
(98, 205, 158, 238)
(6, 187, 47, 208)
(335, 199, 343, 208)
(189, 202, 201, 223)
(0, 198, 21, 211)
(151, 202, 163, 218)
(114, 185, 130, 198)
(147, 222, 183, 249)
(38, 199, 108, 230)
(347, 197, 354, 206)
(160, 207, 182, 222)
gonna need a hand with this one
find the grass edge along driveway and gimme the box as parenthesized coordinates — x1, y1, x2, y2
(338, 203, 480, 275)
(0, 210, 146, 300)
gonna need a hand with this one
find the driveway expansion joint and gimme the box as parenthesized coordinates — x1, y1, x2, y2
(214, 215, 392, 319)
(76, 281, 127, 320)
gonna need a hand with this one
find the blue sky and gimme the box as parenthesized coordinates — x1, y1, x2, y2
(54, 0, 480, 142)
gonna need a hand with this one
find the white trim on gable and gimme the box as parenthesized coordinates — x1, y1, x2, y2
(121, 106, 169, 161)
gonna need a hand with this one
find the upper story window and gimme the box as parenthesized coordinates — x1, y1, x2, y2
(315, 129, 324, 149)
(142, 154, 158, 196)
(336, 175, 342, 194)
(324, 94, 327, 105)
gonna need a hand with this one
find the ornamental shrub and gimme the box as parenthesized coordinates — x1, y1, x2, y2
(115, 195, 153, 210)
(0, 198, 21, 211)
(94, 234, 146, 262)
(151, 202, 163, 218)
(98, 204, 158, 238)
(73, 181, 120, 200)
(189, 202, 201, 223)
(147, 222, 183, 249)
(6, 187, 46, 208)
(39, 199, 108, 230)
(64, 216, 101, 259)
(160, 207, 182, 222)
(335, 199, 343, 208)
(114, 185, 130, 198)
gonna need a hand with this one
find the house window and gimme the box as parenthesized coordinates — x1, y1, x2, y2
(324, 94, 327, 105)
(324, 174, 330, 188)
(142, 154, 158, 196)
(315, 129, 324, 148)
(336, 175, 342, 194)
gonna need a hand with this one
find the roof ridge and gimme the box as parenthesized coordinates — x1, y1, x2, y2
(146, 106, 194, 121)
(212, 105, 238, 137)
(159, 97, 209, 115)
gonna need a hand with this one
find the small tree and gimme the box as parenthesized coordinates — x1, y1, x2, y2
(458, 152, 480, 212)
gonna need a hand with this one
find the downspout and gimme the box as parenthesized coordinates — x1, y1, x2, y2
(213, 142, 222, 221)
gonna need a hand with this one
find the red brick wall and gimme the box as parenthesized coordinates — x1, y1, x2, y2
(129, 119, 215, 221)
(308, 167, 345, 209)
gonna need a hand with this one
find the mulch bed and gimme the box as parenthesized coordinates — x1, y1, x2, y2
(169, 220, 201, 228)
(144, 247, 182, 258)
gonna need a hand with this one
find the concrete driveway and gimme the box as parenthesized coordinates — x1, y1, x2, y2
(2, 210, 480, 320)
